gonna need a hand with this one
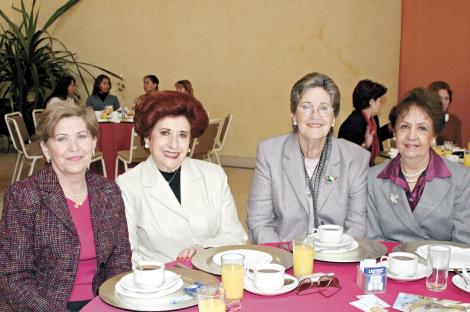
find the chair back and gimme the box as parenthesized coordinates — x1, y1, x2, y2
(32, 109, 44, 129)
(216, 113, 233, 150)
(5, 112, 32, 154)
(128, 127, 148, 161)
(190, 119, 221, 159)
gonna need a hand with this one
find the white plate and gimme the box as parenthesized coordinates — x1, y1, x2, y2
(212, 249, 273, 268)
(244, 274, 298, 296)
(316, 240, 359, 254)
(387, 263, 428, 281)
(115, 277, 183, 299)
(119, 271, 180, 294)
(313, 233, 355, 249)
(452, 275, 470, 293)
(416, 245, 470, 269)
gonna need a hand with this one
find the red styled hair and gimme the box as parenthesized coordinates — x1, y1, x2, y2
(134, 91, 208, 143)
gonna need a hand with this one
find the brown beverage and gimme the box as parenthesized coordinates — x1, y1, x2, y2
(258, 269, 281, 273)
(137, 265, 162, 271)
(392, 256, 414, 261)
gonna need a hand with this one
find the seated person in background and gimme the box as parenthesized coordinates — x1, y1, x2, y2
(247, 72, 369, 244)
(86, 74, 120, 111)
(175, 79, 194, 95)
(428, 80, 462, 146)
(367, 88, 470, 244)
(143, 74, 159, 93)
(0, 102, 131, 312)
(338, 79, 393, 165)
(45, 75, 77, 107)
(117, 91, 247, 264)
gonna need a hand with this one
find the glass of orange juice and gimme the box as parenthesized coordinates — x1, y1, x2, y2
(221, 253, 244, 301)
(464, 150, 470, 168)
(197, 286, 225, 312)
(293, 237, 315, 278)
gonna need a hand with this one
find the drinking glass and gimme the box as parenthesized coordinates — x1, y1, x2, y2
(197, 286, 225, 312)
(443, 141, 453, 156)
(293, 237, 315, 278)
(221, 253, 244, 301)
(426, 245, 451, 291)
(464, 150, 470, 167)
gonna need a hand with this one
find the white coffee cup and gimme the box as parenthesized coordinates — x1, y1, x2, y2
(133, 261, 165, 288)
(111, 111, 120, 122)
(380, 252, 418, 277)
(316, 224, 344, 244)
(246, 263, 285, 292)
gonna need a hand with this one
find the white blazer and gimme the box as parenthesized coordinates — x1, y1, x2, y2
(117, 157, 247, 264)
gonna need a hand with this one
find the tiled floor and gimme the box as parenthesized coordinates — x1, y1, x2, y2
(0, 151, 253, 232)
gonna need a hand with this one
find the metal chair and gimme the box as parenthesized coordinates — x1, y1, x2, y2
(115, 127, 149, 178)
(210, 113, 232, 165)
(32, 108, 44, 129)
(190, 119, 221, 162)
(91, 150, 107, 178)
(4, 112, 44, 182)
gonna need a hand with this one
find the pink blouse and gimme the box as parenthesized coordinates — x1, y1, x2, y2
(66, 197, 97, 302)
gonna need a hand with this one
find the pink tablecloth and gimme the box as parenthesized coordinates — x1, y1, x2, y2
(82, 242, 470, 312)
(97, 122, 133, 180)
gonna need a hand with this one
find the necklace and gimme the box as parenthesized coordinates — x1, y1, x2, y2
(401, 164, 427, 184)
(166, 167, 180, 184)
(64, 190, 88, 209)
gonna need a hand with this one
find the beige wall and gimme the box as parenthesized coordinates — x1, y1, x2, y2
(7, 0, 402, 160)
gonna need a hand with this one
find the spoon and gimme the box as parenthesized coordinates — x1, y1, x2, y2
(453, 269, 470, 288)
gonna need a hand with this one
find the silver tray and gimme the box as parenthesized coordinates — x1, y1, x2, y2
(393, 240, 470, 254)
(314, 238, 387, 263)
(99, 267, 218, 311)
(192, 244, 293, 275)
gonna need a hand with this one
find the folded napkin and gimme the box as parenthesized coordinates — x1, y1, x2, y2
(416, 245, 470, 269)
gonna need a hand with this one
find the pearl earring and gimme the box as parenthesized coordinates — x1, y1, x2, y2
(144, 142, 150, 149)
(293, 119, 297, 126)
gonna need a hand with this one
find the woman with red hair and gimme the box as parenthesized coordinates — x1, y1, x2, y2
(117, 91, 247, 264)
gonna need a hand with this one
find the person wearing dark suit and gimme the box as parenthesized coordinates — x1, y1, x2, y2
(0, 103, 131, 312)
(367, 88, 470, 244)
(247, 72, 370, 244)
(338, 79, 393, 165)
(86, 74, 121, 111)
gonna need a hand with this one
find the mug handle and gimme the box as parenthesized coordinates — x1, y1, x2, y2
(244, 267, 255, 280)
(379, 256, 389, 267)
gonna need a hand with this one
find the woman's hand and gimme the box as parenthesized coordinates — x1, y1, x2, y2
(176, 245, 204, 260)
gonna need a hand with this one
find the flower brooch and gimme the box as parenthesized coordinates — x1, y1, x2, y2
(390, 193, 399, 205)
(324, 175, 337, 184)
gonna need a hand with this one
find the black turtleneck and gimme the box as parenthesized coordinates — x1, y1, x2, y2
(159, 168, 181, 203)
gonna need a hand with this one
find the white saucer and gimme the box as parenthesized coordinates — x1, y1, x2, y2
(244, 274, 298, 296)
(452, 275, 470, 293)
(115, 276, 183, 299)
(316, 240, 359, 254)
(313, 233, 354, 249)
(119, 270, 180, 294)
(212, 249, 273, 268)
(387, 263, 428, 281)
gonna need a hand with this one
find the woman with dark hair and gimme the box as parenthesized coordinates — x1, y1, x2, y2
(0, 102, 131, 311)
(428, 80, 461, 146)
(143, 74, 159, 93)
(116, 91, 247, 264)
(367, 88, 470, 244)
(338, 79, 393, 165)
(247, 72, 369, 244)
(85, 74, 120, 111)
(175, 80, 194, 95)
(45, 76, 76, 107)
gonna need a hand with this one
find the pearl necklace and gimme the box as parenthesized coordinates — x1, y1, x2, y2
(65, 190, 88, 208)
(401, 166, 427, 184)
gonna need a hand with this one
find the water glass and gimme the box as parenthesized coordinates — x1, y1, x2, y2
(197, 286, 225, 312)
(426, 245, 451, 291)
(443, 141, 453, 156)
(221, 253, 244, 301)
(293, 237, 315, 278)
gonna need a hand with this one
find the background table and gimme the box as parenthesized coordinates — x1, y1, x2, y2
(97, 122, 133, 180)
(82, 242, 470, 311)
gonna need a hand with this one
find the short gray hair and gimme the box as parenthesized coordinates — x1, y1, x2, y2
(290, 72, 340, 116)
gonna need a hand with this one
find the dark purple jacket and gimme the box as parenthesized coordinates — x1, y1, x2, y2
(0, 165, 132, 311)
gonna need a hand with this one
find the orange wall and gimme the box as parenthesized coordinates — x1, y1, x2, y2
(400, 0, 470, 146)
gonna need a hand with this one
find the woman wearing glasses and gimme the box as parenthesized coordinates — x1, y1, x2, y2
(247, 72, 370, 244)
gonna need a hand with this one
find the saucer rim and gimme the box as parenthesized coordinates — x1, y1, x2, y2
(243, 273, 298, 296)
(119, 270, 179, 293)
(387, 263, 428, 281)
(115, 277, 184, 299)
(313, 233, 354, 248)
(212, 249, 273, 266)
(452, 275, 470, 293)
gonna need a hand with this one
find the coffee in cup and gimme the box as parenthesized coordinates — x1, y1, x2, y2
(245, 263, 285, 292)
(316, 224, 344, 244)
(380, 252, 418, 277)
(133, 261, 165, 288)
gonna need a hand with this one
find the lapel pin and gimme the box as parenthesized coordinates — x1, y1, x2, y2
(324, 175, 337, 184)
(390, 193, 399, 205)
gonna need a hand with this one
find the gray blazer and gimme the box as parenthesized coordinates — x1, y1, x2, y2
(367, 159, 470, 244)
(86, 94, 120, 111)
(247, 133, 370, 244)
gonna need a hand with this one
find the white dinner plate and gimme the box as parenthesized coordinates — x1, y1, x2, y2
(387, 263, 428, 282)
(452, 275, 470, 293)
(244, 274, 298, 296)
(115, 277, 183, 299)
(212, 249, 273, 268)
(119, 271, 180, 294)
(313, 233, 355, 249)
(416, 245, 470, 270)
(316, 240, 359, 254)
